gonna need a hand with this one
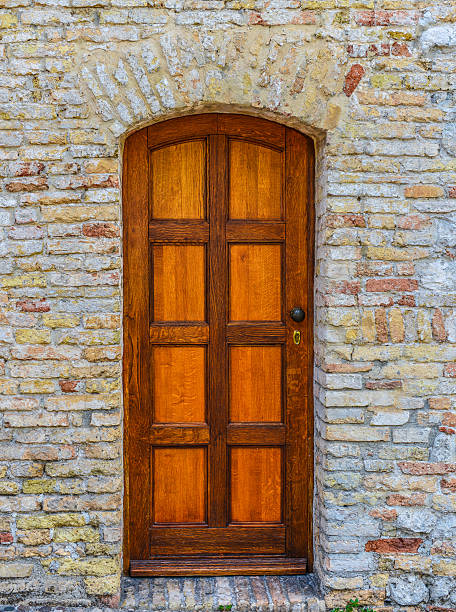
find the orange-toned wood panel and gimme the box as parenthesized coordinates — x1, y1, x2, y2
(153, 346, 206, 424)
(230, 346, 282, 423)
(230, 447, 282, 523)
(229, 141, 282, 220)
(230, 244, 282, 322)
(153, 244, 206, 322)
(151, 141, 206, 219)
(153, 447, 207, 524)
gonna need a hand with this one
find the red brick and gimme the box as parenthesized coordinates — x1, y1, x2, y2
(59, 380, 79, 393)
(444, 363, 456, 377)
(449, 186, 456, 198)
(330, 280, 361, 295)
(365, 537, 422, 553)
(82, 223, 119, 238)
(354, 10, 419, 26)
(6, 177, 48, 192)
(0, 532, 13, 544)
(327, 214, 366, 228)
(366, 380, 402, 390)
(368, 43, 390, 56)
(369, 508, 397, 521)
(439, 426, 456, 435)
(399, 462, 456, 475)
(375, 308, 388, 343)
(397, 214, 431, 230)
(432, 308, 448, 342)
(442, 413, 456, 427)
(9, 161, 45, 177)
(391, 41, 412, 57)
(395, 294, 415, 306)
(16, 299, 50, 313)
(343, 64, 365, 97)
(366, 278, 418, 292)
(386, 493, 426, 506)
(429, 397, 451, 411)
(441, 478, 456, 492)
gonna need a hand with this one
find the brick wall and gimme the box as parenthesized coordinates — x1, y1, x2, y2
(0, 0, 455, 608)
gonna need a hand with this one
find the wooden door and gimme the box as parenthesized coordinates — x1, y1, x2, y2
(123, 114, 314, 576)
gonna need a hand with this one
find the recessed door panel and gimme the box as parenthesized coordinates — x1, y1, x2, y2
(151, 141, 206, 220)
(153, 447, 207, 524)
(230, 345, 282, 423)
(153, 346, 206, 424)
(230, 447, 282, 523)
(229, 244, 282, 322)
(153, 244, 206, 322)
(124, 114, 314, 576)
(229, 140, 283, 220)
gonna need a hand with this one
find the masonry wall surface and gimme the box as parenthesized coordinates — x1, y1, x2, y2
(0, 0, 456, 609)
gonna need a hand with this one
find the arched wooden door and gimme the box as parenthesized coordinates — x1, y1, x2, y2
(123, 114, 314, 576)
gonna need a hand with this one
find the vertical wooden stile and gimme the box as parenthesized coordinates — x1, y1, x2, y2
(207, 133, 228, 528)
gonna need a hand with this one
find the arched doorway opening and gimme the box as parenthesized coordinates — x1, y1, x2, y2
(123, 114, 314, 576)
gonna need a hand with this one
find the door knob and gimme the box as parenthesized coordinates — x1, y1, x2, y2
(290, 307, 305, 322)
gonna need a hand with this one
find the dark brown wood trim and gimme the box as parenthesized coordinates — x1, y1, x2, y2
(149, 526, 285, 556)
(226, 221, 285, 242)
(149, 220, 209, 242)
(218, 114, 286, 148)
(131, 556, 306, 577)
(226, 323, 286, 344)
(284, 129, 314, 569)
(149, 324, 209, 344)
(148, 425, 210, 445)
(123, 128, 151, 570)
(147, 114, 218, 148)
(227, 424, 286, 445)
(207, 134, 228, 528)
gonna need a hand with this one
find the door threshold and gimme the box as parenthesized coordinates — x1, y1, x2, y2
(130, 556, 307, 576)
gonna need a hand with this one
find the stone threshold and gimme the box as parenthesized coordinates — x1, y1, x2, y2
(0, 575, 325, 611)
(120, 575, 325, 611)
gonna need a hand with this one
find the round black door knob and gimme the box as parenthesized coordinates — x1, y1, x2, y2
(290, 307, 305, 322)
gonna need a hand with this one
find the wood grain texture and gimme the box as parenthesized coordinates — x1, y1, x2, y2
(230, 244, 282, 322)
(227, 424, 286, 445)
(153, 244, 206, 322)
(131, 556, 305, 577)
(153, 447, 207, 524)
(226, 323, 286, 343)
(153, 346, 206, 424)
(149, 527, 285, 555)
(149, 324, 209, 344)
(230, 447, 282, 524)
(230, 346, 282, 423)
(149, 425, 210, 445)
(151, 141, 206, 219)
(226, 221, 285, 242)
(229, 140, 282, 220)
(149, 221, 209, 242)
(285, 128, 314, 567)
(207, 134, 228, 528)
(123, 128, 151, 568)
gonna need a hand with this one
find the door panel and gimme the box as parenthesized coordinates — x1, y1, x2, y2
(152, 345, 206, 424)
(124, 114, 314, 576)
(230, 447, 282, 523)
(229, 345, 282, 423)
(152, 244, 206, 322)
(229, 140, 283, 220)
(153, 447, 207, 524)
(151, 140, 206, 219)
(229, 244, 282, 322)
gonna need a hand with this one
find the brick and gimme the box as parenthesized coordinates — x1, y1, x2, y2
(366, 278, 418, 292)
(404, 185, 444, 198)
(398, 462, 456, 475)
(386, 493, 426, 506)
(365, 538, 422, 554)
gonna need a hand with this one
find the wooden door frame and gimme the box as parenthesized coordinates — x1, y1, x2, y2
(122, 113, 315, 574)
